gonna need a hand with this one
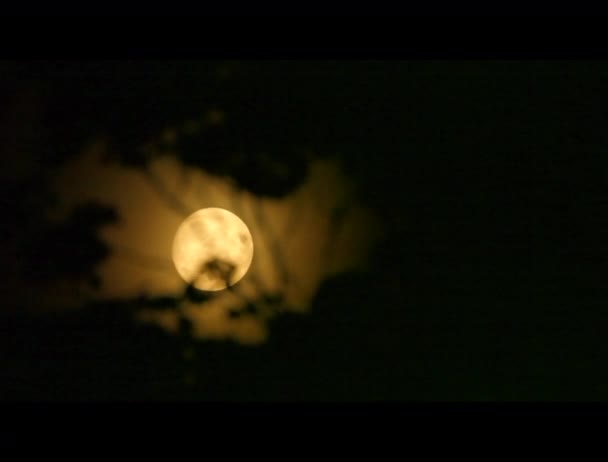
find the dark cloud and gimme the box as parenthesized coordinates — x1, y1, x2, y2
(3, 61, 608, 400)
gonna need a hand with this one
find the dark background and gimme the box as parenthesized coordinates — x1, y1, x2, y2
(1, 60, 608, 400)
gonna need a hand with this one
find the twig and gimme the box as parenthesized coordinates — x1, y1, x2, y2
(143, 165, 193, 217)
(251, 199, 293, 288)
(137, 144, 193, 217)
(226, 187, 266, 291)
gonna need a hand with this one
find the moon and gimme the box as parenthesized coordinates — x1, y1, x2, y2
(172, 208, 254, 291)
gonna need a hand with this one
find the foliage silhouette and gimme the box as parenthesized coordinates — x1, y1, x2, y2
(23, 202, 118, 286)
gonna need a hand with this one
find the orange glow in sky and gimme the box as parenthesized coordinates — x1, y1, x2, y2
(49, 140, 382, 344)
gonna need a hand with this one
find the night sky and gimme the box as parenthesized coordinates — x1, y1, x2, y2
(1, 60, 608, 401)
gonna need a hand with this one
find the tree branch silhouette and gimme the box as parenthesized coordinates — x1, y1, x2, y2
(251, 200, 292, 288)
(143, 164, 193, 218)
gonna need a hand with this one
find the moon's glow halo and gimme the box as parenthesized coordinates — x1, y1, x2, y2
(172, 208, 254, 291)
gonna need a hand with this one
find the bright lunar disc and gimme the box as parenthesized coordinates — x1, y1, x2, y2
(172, 208, 254, 291)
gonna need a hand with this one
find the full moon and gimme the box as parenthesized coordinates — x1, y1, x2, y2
(172, 208, 254, 291)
